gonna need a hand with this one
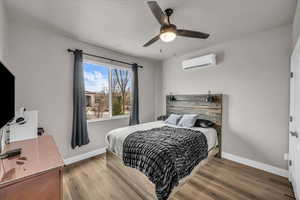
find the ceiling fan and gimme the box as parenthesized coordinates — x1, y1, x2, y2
(143, 1, 210, 47)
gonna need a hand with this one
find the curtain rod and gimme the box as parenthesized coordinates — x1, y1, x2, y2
(67, 49, 143, 68)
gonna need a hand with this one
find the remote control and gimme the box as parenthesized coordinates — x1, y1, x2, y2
(0, 148, 22, 159)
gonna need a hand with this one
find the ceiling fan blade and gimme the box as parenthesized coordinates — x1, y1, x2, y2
(177, 29, 210, 39)
(147, 1, 168, 25)
(143, 35, 160, 47)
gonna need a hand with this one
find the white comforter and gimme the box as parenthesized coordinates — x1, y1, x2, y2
(106, 121, 218, 158)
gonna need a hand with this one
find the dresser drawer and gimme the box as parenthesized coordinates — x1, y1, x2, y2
(0, 168, 62, 200)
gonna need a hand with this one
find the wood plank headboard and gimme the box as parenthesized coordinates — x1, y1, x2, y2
(166, 94, 223, 158)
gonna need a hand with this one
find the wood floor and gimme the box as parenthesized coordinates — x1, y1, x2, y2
(63, 154, 294, 200)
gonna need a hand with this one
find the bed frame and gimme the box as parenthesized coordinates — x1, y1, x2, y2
(106, 94, 223, 200)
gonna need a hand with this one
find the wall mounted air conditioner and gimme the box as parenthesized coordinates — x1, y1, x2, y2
(182, 54, 216, 70)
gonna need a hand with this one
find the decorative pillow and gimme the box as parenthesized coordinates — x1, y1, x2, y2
(194, 119, 215, 128)
(165, 114, 182, 125)
(177, 114, 198, 128)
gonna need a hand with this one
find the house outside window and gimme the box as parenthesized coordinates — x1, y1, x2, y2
(83, 60, 132, 122)
(85, 95, 92, 107)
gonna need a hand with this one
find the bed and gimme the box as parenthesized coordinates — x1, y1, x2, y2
(106, 94, 222, 200)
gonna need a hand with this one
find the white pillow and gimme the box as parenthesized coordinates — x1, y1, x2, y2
(177, 114, 198, 128)
(165, 114, 182, 125)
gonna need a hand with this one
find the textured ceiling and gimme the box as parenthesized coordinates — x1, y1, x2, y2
(4, 0, 296, 61)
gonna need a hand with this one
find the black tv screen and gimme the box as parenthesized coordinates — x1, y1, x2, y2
(0, 61, 15, 129)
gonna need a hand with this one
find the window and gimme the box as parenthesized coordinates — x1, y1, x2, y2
(83, 60, 132, 121)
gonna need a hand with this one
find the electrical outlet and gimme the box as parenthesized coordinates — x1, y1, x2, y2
(284, 153, 289, 161)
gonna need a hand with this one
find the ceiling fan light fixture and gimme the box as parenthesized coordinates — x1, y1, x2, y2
(160, 31, 176, 42)
(160, 24, 177, 43)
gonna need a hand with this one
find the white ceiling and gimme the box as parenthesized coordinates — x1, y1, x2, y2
(4, 0, 296, 61)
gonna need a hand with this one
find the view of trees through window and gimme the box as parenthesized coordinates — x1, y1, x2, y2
(112, 69, 131, 116)
(83, 61, 131, 120)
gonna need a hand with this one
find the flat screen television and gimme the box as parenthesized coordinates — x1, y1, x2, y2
(0, 61, 15, 129)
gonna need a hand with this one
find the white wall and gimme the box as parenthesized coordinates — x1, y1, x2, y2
(0, 0, 7, 61)
(6, 18, 160, 159)
(160, 25, 292, 169)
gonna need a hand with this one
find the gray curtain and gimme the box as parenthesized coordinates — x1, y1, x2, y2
(129, 63, 140, 125)
(71, 49, 90, 149)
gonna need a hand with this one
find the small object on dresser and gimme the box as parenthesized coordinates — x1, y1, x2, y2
(157, 115, 167, 121)
(38, 127, 45, 136)
(0, 148, 22, 159)
(16, 160, 25, 165)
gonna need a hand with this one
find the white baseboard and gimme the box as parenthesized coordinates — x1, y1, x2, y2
(63, 149, 288, 177)
(64, 147, 106, 165)
(295, 188, 300, 200)
(222, 152, 288, 178)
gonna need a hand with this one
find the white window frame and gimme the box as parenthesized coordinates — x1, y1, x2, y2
(83, 59, 131, 123)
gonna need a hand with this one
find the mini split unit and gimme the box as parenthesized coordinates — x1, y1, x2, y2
(182, 54, 216, 70)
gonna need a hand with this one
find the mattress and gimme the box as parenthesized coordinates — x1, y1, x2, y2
(106, 121, 218, 159)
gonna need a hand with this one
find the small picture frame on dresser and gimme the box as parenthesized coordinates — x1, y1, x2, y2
(157, 115, 167, 121)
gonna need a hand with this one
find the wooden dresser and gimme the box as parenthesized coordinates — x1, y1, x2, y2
(0, 135, 64, 200)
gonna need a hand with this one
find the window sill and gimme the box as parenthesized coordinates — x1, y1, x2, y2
(87, 115, 130, 123)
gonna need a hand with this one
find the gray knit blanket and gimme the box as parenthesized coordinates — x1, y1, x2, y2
(123, 126, 208, 200)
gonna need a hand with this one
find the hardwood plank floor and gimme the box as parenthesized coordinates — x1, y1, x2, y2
(63, 154, 294, 200)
